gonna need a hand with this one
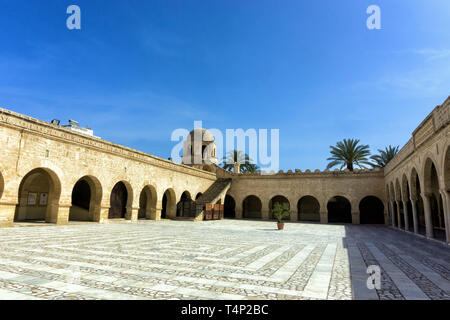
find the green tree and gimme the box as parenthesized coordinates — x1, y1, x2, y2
(326, 138, 372, 171)
(222, 150, 259, 173)
(370, 145, 400, 168)
(272, 202, 290, 223)
(241, 162, 260, 174)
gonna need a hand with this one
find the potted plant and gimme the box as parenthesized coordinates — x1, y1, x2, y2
(272, 202, 290, 230)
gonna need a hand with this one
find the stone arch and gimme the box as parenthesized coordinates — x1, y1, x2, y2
(109, 181, 133, 219)
(177, 191, 195, 218)
(411, 167, 426, 235)
(14, 167, 62, 223)
(327, 196, 351, 224)
(423, 157, 445, 239)
(269, 195, 290, 220)
(386, 184, 392, 224)
(69, 175, 102, 222)
(224, 195, 236, 218)
(423, 157, 441, 195)
(138, 184, 157, 220)
(389, 181, 398, 227)
(401, 174, 413, 231)
(243, 195, 262, 219)
(297, 196, 320, 222)
(359, 196, 385, 224)
(195, 192, 203, 200)
(395, 178, 405, 228)
(444, 145, 450, 191)
(162, 188, 176, 219)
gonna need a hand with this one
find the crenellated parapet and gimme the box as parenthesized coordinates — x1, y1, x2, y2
(228, 167, 384, 178)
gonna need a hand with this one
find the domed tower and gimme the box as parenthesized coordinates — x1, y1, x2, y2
(182, 128, 218, 171)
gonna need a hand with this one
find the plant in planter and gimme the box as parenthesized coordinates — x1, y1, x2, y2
(272, 202, 290, 230)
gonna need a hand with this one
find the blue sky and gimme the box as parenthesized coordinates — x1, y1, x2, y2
(1, 0, 449, 171)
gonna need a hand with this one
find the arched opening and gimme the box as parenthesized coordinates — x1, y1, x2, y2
(424, 159, 445, 240)
(138, 185, 157, 220)
(297, 196, 320, 222)
(359, 196, 384, 224)
(224, 195, 236, 218)
(15, 168, 61, 223)
(69, 176, 101, 221)
(269, 196, 290, 220)
(402, 176, 414, 231)
(327, 196, 351, 224)
(399, 201, 405, 229)
(393, 201, 398, 227)
(411, 169, 426, 235)
(395, 179, 403, 228)
(161, 189, 176, 219)
(177, 191, 195, 218)
(243, 195, 262, 219)
(195, 193, 203, 200)
(109, 182, 128, 219)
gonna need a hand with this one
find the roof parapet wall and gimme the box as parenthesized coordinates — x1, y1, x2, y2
(384, 96, 450, 175)
(229, 167, 384, 178)
(0, 107, 216, 179)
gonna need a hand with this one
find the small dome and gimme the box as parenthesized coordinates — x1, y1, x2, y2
(188, 128, 215, 142)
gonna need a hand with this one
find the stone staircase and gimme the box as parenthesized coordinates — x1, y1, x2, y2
(196, 178, 232, 206)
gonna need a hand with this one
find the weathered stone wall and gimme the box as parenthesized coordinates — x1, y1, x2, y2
(0, 108, 217, 227)
(227, 170, 386, 224)
(1, 96, 449, 239)
(384, 96, 450, 242)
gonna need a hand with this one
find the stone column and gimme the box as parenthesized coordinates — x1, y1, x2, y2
(410, 199, 419, 234)
(320, 212, 328, 224)
(55, 205, 70, 225)
(0, 202, 17, 228)
(384, 205, 389, 226)
(290, 210, 298, 222)
(235, 202, 243, 219)
(439, 190, 450, 243)
(129, 207, 138, 222)
(96, 206, 109, 223)
(422, 193, 434, 238)
(390, 202, 396, 227)
(261, 209, 270, 221)
(352, 212, 360, 225)
(154, 200, 163, 220)
(396, 201, 402, 229)
(402, 200, 410, 231)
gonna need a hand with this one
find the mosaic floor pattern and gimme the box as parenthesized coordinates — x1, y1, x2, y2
(0, 219, 448, 300)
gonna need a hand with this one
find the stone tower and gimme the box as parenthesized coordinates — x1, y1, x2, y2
(182, 128, 218, 171)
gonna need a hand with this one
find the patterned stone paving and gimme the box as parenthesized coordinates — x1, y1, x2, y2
(0, 220, 448, 300)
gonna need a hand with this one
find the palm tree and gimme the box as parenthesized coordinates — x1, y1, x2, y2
(370, 145, 400, 168)
(326, 138, 372, 171)
(222, 150, 259, 173)
(241, 162, 260, 174)
(222, 150, 246, 171)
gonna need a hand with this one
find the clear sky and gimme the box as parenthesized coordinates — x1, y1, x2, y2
(1, 0, 449, 171)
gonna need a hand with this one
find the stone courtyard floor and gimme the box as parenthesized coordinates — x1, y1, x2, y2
(0, 219, 449, 300)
